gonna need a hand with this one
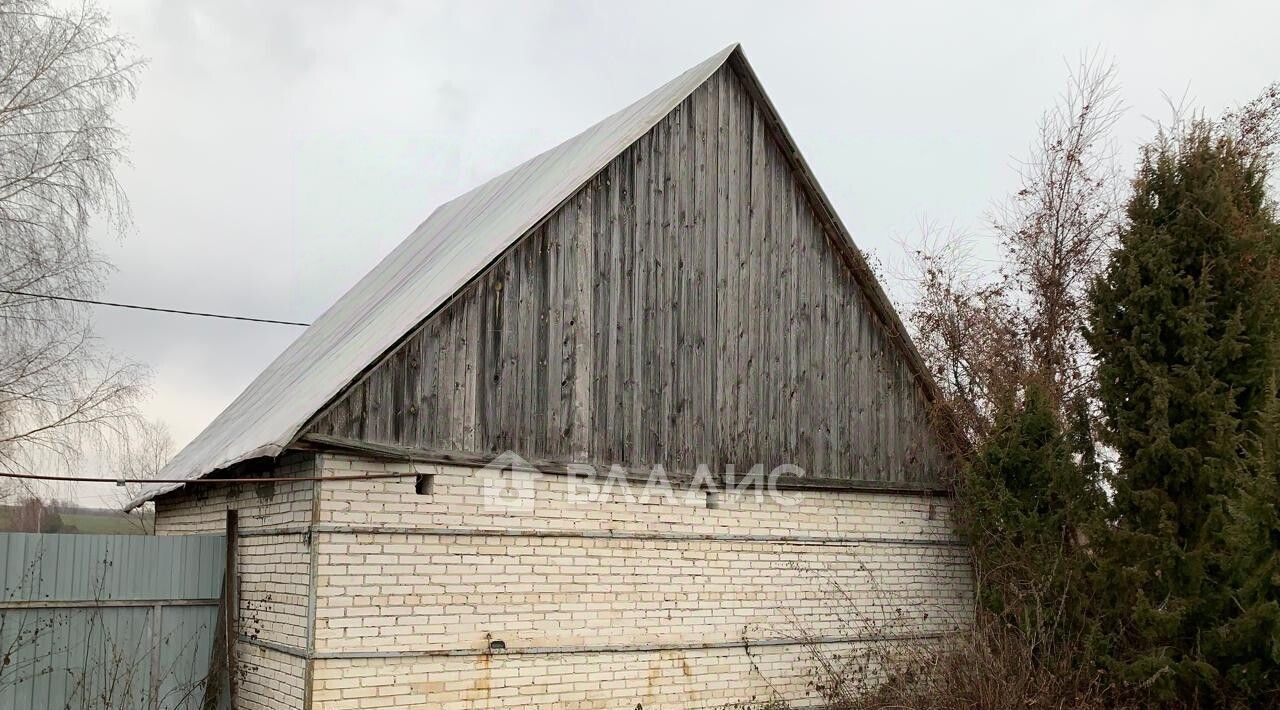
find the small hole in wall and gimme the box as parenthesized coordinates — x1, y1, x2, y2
(415, 474, 434, 496)
(705, 490, 719, 510)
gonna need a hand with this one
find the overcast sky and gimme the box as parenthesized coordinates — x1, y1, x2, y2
(65, 0, 1279, 505)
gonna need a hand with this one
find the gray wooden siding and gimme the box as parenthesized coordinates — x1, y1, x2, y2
(307, 65, 946, 485)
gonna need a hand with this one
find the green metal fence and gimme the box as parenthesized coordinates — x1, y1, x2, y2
(0, 533, 227, 710)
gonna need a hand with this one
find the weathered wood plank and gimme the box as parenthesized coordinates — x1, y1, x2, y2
(300, 432, 952, 495)
(720, 76, 737, 468)
(570, 188, 594, 461)
(306, 63, 949, 487)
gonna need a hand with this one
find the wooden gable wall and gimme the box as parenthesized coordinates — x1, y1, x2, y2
(305, 64, 949, 486)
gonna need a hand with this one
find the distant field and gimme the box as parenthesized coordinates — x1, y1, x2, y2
(0, 506, 153, 534)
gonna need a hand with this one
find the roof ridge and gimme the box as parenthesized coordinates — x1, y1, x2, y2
(131, 43, 740, 507)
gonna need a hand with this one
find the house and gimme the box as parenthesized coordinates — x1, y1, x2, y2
(133, 44, 973, 709)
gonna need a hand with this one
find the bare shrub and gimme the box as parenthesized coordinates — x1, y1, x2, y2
(838, 611, 1119, 710)
(732, 558, 971, 709)
(738, 567, 1117, 710)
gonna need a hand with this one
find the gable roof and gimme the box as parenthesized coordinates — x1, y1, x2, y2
(132, 44, 944, 508)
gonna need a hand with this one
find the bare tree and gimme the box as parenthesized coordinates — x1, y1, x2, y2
(1224, 82, 1280, 163)
(9, 495, 49, 531)
(114, 419, 171, 485)
(0, 0, 146, 474)
(997, 57, 1123, 409)
(111, 418, 170, 528)
(905, 225, 1026, 442)
(905, 55, 1123, 441)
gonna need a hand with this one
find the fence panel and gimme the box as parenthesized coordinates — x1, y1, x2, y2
(0, 533, 226, 710)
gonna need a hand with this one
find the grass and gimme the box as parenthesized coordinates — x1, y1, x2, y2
(0, 506, 153, 534)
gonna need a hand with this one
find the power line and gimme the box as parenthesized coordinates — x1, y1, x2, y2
(0, 470, 413, 485)
(0, 289, 311, 327)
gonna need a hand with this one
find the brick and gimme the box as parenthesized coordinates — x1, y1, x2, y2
(153, 452, 973, 709)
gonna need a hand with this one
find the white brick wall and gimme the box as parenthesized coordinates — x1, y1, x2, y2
(311, 640, 913, 710)
(312, 533, 969, 653)
(153, 453, 318, 710)
(238, 641, 308, 710)
(153, 452, 973, 708)
(310, 455, 971, 707)
(154, 453, 316, 534)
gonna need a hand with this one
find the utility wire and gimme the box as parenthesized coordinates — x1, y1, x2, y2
(0, 289, 311, 327)
(0, 470, 413, 485)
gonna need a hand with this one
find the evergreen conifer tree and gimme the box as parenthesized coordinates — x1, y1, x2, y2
(960, 384, 1100, 656)
(1086, 121, 1280, 704)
